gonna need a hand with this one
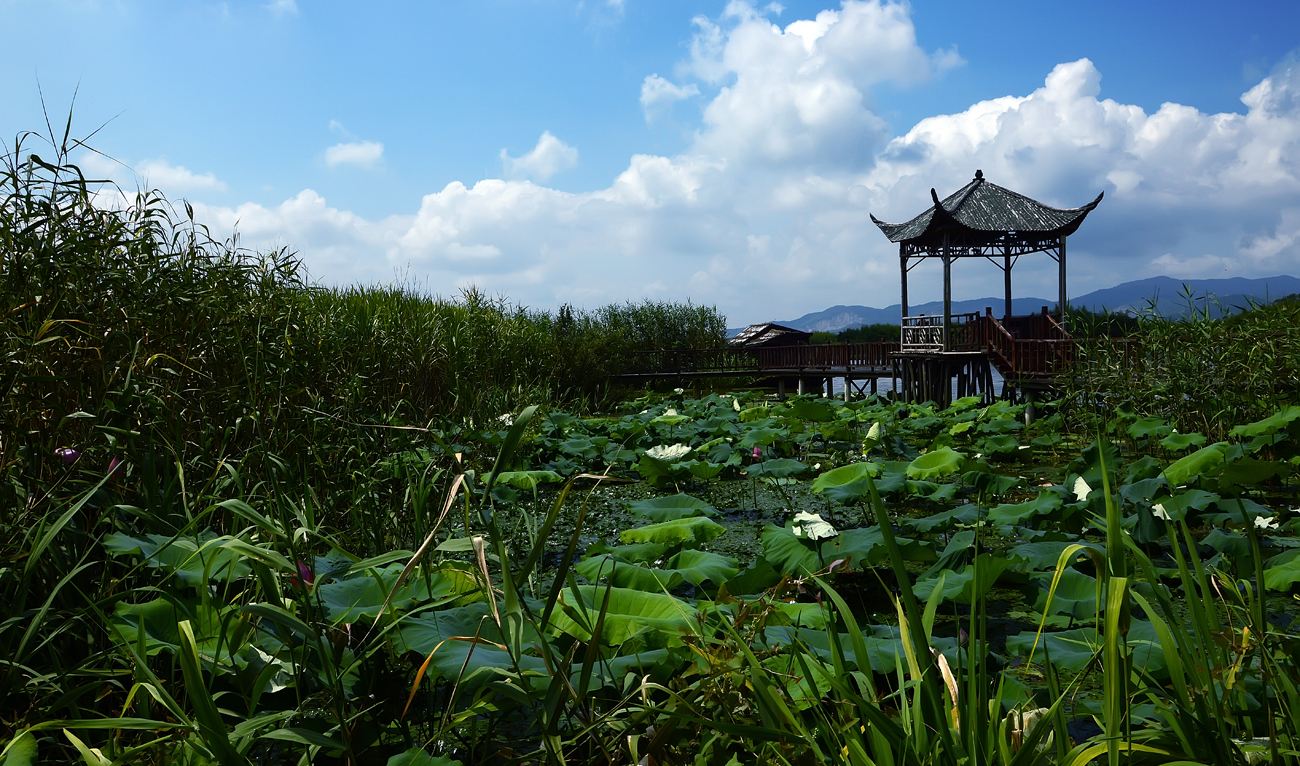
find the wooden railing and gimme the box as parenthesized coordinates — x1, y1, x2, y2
(756, 342, 898, 369)
(901, 312, 982, 351)
(977, 309, 1075, 378)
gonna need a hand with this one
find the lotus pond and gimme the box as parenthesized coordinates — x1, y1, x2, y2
(7, 392, 1300, 766)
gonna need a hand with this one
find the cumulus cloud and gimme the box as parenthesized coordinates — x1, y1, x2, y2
(324, 140, 384, 169)
(75, 152, 226, 200)
(499, 132, 579, 182)
(640, 74, 700, 119)
(184, 3, 1300, 325)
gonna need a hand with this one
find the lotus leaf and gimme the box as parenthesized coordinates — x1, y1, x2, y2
(1263, 550, 1300, 591)
(906, 447, 965, 479)
(1005, 620, 1165, 675)
(747, 458, 808, 479)
(1032, 568, 1098, 619)
(1229, 405, 1300, 437)
(493, 469, 564, 491)
(810, 461, 880, 503)
(103, 532, 253, 586)
(627, 493, 717, 521)
(760, 524, 821, 575)
(1162, 442, 1230, 487)
(1159, 432, 1207, 451)
(988, 491, 1063, 525)
(913, 557, 1013, 604)
(619, 516, 725, 546)
(908, 503, 980, 533)
(1127, 416, 1173, 440)
(551, 585, 695, 646)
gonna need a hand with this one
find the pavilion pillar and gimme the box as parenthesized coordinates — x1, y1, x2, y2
(942, 244, 952, 351)
(1003, 245, 1013, 320)
(1058, 236, 1068, 328)
(899, 247, 909, 318)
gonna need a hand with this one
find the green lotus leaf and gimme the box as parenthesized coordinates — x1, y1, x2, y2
(1009, 540, 1100, 572)
(669, 549, 740, 586)
(627, 493, 717, 521)
(587, 541, 671, 563)
(810, 461, 880, 503)
(787, 398, 836, 423)
(551, 585, 695, 646)
(103, 532, 253, 587)
(493, 470, 564, 492)
(1263, 550, 1300, 591)
(1229, 405, 1300, 438)
(977, 434, 1020, 455)
(760, 524, 821, 576)
(905, 447, 966, 480)
(1032, 567, 1098, 619)
(650, 413, 689, 426)
(908, 503, 980, 533)
(577, 555, 682, 590)
(819, 526, 930, 569)
(619, 516, 725, 546)
(1159, 431, 1207, 451)
(988, 491, 1063, 525)
(392, 602, 504, 656)
(1005, 620, 1165, 675)
(1162, 442, 1230, 487)
(913, 557, 1012, 604)
(747, 458, 809, 479)
(1127, 416, 1172, 440)
(318, 564, 477, 624)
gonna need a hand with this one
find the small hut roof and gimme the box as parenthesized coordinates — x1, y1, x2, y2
(729, 322, 810, 347)
(871, 170, 1102, 247)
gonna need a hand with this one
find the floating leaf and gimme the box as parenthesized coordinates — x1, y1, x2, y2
(747, 458, 808, 479)
(988, 491, 1063, 526)
(790, 511, 837, 541)
(810, 462, 880, 503)
(914, 557, 1012, 604)
(627, 493, 717, 521)
(906, 447, 965, 480)
(619, 516, 725, 546)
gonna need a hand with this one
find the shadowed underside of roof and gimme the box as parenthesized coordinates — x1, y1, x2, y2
(871, 170, 1103, 248)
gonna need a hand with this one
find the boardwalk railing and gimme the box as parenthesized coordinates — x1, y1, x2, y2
(756, 342, 897, 369)
(623, 312, 1076, 382)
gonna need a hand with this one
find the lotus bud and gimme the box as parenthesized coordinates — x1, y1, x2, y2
(55, 447, 81, 464)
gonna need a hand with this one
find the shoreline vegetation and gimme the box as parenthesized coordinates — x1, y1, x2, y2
(3, 134, 1298, 764)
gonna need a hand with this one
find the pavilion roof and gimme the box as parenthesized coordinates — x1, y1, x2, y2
(871, 170, 1103, 248)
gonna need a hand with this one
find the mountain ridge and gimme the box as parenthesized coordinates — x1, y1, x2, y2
(740, 275, 1300, 334)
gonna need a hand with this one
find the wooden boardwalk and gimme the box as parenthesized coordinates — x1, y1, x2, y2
(614, 310, 1075, 404)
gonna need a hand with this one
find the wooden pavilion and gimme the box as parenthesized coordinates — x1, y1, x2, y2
(871, 170, 1102, 405)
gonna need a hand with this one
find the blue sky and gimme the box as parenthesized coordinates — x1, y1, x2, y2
(4, 0, 1300, 324)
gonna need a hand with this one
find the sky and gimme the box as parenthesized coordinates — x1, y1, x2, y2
(3, 0, 1300, 325)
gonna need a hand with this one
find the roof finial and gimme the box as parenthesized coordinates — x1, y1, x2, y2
(975, 169, 983, 180)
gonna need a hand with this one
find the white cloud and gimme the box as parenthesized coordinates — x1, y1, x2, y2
(184, 5, 1300, 326)
(266, 0, 297, 16)
(324, 140, 384, 169)
(640, 74, 700, 119)
(499, 132, 579, 182)
(76, 152, 226, 198)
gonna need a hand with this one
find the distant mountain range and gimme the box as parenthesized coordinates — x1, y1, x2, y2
(737, 275, 1300, 334)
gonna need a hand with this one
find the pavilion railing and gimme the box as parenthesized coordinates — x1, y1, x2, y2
(755, 342, 897, 369)
(901, 312, 982, 351)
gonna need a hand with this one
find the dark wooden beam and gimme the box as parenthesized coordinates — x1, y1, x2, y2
(1003, 244, 1012, 320)
(1058, 236, 1068, 329)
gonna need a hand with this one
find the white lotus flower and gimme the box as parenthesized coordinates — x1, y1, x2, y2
(673, 387, 684, 395)
(1152, 503, 1171, 521)
(1073, 476, 1093, 502)
(866, 422, 881, 441)
(791, 511, 837, 541)
(497, 413, 513, 426)
(733, 398, 742, 412)
(1254, 515, 1279, 530)
(664, 408, 678, 417)
(646, 443, 692, 461)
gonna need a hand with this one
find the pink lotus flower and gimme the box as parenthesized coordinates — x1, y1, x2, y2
(55, 447, 81, 465)
(752, 446, 762, 460)
(290, 560, 315, 589)
(107, 456, 123, 475)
